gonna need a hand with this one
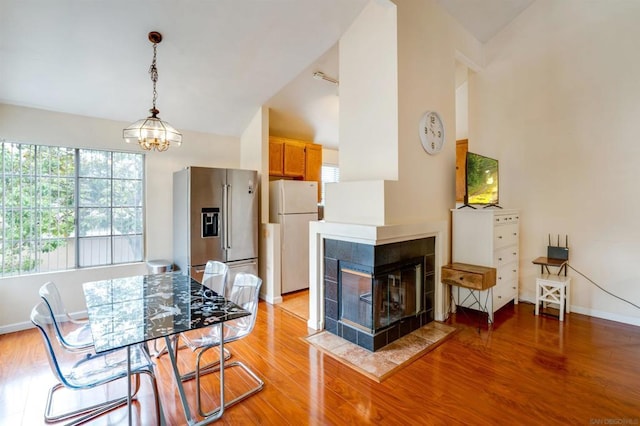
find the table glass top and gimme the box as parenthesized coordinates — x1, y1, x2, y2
(83, 272, 250, 353)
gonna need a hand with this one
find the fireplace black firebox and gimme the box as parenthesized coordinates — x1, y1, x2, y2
(340, 259, 423, 333)
(324, 237, 435, 351)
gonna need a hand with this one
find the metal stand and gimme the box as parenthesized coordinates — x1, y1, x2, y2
(452, 286, 494, 330)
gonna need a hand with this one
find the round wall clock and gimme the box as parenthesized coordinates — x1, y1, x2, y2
(419, 111, 445, 155)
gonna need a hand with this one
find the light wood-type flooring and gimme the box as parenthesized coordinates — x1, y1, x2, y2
(1, 299, 640, 425)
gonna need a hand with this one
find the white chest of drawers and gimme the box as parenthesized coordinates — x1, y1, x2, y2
(451, 209, 520, 315)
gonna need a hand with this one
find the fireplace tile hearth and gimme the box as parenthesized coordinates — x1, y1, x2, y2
(306, 321, 457, 382)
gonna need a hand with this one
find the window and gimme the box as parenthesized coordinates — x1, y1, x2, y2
(321, 164, 340, 205)
(1, 140, 144, 277)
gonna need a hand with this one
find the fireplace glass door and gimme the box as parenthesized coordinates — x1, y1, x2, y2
(339, 262, 423, 333)
(375, 264, 422, 329)
(340, 268, 373, 331)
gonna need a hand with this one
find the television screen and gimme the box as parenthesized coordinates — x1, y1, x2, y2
(465, 152, 499, 205)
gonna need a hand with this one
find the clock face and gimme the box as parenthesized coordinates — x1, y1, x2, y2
(419, 111, 445, 155)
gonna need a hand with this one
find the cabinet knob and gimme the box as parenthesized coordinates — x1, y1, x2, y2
(498, 295, 502, 299)
(498, 236, 503, 239)
(498, 257, 503, 261)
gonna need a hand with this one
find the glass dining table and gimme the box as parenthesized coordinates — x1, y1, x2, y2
(82, 271, 250, 426)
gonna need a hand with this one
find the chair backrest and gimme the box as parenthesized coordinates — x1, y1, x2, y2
(39, 281, 92, 351)
(31, 301, 150, 390)
(202, 260, 229, 296)
(31, 301, 80, 388)
(227, 273, 262, 335)
(39, 281, 70, 320)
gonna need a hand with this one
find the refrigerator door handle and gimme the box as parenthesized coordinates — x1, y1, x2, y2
(223, 184, 232, 249)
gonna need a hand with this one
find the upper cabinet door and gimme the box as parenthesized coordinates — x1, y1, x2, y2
(305, 144, 323, 201)
(283, 142, 305, 177)
(269, 138, 284, 176)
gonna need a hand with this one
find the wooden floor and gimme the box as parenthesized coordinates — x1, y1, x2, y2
(2, 300, 640, 425)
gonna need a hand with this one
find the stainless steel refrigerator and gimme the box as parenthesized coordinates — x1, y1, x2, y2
(173, 167, 258, 285)
(269, 180, 318, 294)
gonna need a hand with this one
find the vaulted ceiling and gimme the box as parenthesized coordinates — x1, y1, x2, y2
(0, 0, 535, 150)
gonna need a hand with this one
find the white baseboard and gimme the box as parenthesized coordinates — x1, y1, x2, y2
(0, 321, 33, 334)
(260, 294, 283, 305)
(0, 310, 88, 335)
(519, 292, 640, 327)
(569, 306, 640, 327)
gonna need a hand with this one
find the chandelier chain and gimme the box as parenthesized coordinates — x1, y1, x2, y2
(123, 31, 182, 151)
(149, 42, 159, 111)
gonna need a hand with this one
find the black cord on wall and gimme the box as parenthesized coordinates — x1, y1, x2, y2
(566, 263, 640, 311)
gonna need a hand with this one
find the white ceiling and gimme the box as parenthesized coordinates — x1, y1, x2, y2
(436, 0, 535, 43)
(0, 0, 367, 139)
(0, 0, 535, 150)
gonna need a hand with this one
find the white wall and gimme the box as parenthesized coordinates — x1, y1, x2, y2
(384, 0, 482, 226)
(470, 0, 640, 325)
(240, 106, 269, 224)
(0, 103, 241, 330)
(338, 0, 398, 182)
(324, 0, 398, 225)
(322, 147, 339, 165)
(326, 0, 482, 228)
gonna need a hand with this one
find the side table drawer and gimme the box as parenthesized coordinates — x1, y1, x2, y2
(442, 263, 497, 291)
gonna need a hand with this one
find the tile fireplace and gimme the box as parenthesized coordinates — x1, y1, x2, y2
(324, 237, 435, 351)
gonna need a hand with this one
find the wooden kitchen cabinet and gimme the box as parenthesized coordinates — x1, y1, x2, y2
(269, 137, 323, 199)
(269, 137, 306, 178)
(283, 142, 305, 177)
(305, 144, 322, 200)
(269, 138, 285, 175)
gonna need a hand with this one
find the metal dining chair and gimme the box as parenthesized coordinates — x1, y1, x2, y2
(180, 272, 264, 417)
(30, 301, 162, 426)
(39, 281, 94, 352)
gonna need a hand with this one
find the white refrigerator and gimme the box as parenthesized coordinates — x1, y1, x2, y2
(269, 180, 318, 294)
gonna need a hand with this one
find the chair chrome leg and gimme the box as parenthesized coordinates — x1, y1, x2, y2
(44, 373, 144, 425)
(195, 348, 264, 418)
(141, 368, 164, 426)
(180, 347, 231, 382)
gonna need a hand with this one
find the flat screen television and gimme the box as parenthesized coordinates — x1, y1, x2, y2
(465, 152, 499, 206)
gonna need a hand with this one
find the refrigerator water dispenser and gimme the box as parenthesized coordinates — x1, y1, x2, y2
(201, 207, 220, 238)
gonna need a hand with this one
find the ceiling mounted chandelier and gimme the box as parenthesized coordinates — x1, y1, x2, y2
(123, 31, 182, 152)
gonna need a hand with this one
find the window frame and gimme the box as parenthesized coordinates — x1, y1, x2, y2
(0, 139, 145, 277)
(320, 164, 340, 205)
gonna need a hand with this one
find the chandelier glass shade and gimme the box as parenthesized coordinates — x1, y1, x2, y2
(123, 31, 182, 152)
(123, 109, 182, 152)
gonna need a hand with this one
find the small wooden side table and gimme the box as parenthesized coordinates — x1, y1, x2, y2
(442, 263, 497, 323)
(532, 256, 567, 276)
